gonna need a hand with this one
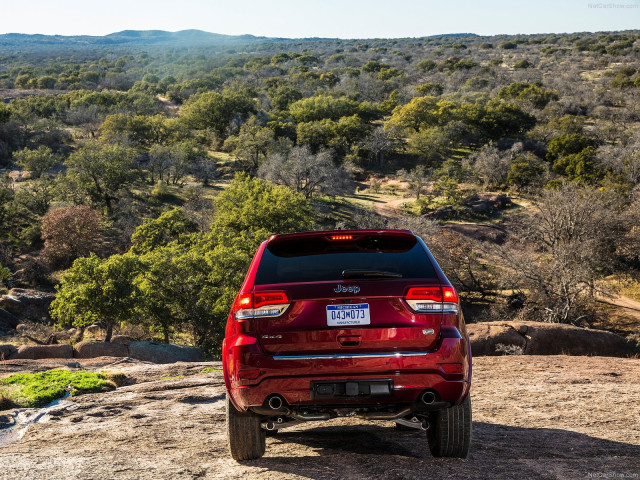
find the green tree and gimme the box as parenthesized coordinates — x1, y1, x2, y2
(167, 140, 205, 185)
(546, 134, 595, 161)
(497, 82, 559, 109)
(416, 83, 444, 96)
(416, 59, 437, 72)
(130, 208, 198, 255)
(51, 253, 142, 342)
(13, 177, 56, 216)
(210, 173, 313, 237)
(439, 57, 477, 71)
(289, 95, 360, 123)
(552, 146, 602, 183)
(267, 85, 303, 111)
(135, 246, 185, 343)
(513, 59, 532, 69)
(63, 144, 139, 214)
(433, 175, 463, 205)
(100, 114, 178, 147)
(296, 114, 369, 155)
(507, 152, 547, 189)
(180, 90, 256, 142)
(223, 117, 277, 173)
(480, 102, 536, 140)
(0, 263, 11, 288)
(0, 104, 11, 123)
(296, 119, 338, 152)
(362, 61, 386, 73)
(13, 146, 57, 178)
(397, 165, 429, 200)
(386, 96, 440, 132)
(406, 127, 452, 165)
(194, 175, 315, 352)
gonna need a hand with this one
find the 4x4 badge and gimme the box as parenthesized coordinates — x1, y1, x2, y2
(334, 284, 361, 294)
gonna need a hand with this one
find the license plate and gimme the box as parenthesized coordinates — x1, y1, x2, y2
(326, 304, 370, 327)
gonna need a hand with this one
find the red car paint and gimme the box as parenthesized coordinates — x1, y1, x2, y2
(222, 229, 471, 415)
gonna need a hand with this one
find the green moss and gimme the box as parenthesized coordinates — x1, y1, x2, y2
(199, 367, 222, 374)
(0, 369, 115, 409)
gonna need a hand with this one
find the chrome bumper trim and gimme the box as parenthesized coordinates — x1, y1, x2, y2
(273, 351, 429, 360)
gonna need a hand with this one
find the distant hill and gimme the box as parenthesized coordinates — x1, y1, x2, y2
(0, 30, 481, 50)
(0, 29, 280, 48)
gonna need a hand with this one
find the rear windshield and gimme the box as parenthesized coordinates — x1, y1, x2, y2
(254, 235, 437, 285)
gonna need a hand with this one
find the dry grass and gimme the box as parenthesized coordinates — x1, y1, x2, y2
(0, 392, 11, 410)
(592, 302, 640, 337)
(619, 280, 640, 303)
(101, 371, 127, 387)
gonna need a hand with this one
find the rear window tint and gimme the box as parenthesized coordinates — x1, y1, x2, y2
(255, 235, 437, 284)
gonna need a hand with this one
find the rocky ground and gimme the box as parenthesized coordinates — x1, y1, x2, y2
(0, 355, 639, 480)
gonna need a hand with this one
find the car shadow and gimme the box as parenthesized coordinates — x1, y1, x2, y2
(238, 421, 640, 480)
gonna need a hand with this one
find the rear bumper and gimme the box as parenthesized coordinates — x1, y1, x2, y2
(224, 332, 471, 412)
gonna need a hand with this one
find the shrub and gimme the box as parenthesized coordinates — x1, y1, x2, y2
(513, 59, 531, 69)
(41, 205, 102, 268)
(416, 59, 437, 72)
(495, 344, 524, 355)
(0, 263, 11, 287)
(416, 83, 444, 96)
(13, 146, 57, 178)
(507, 153, 547, 188)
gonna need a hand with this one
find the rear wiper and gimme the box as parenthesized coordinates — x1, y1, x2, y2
(342, 269, 403, 279)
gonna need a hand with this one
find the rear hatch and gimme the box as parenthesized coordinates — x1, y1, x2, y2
(247, 231, 443, 356)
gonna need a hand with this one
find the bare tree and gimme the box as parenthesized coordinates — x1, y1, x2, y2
(258, 146, 352, 198)
(363, 126, 396, 167)
(397, 165, 429, 200)
(467, 143, 521, 189)
(596, 131, 640, 185)
(496, 185, 625, 324)
(147, 145, 172, 183)
(42, 205, 102, 268)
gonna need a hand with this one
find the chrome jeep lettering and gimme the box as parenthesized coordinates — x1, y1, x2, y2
(334, 284, 361, 294)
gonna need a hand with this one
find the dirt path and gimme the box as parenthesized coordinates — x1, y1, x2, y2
(604, 294, 640, 319)
(0, 356, 639, 479)
(372, 197, 409, 218)
(157, 95, 180, 111)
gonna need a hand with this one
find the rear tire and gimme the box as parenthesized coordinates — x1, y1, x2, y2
(226, 394, 266, 461)
(427, 395, 472, 458)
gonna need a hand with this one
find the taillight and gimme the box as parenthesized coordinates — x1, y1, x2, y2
(232, 291, 290, 320)
(405, 286, 459, 314)
(254, 292, 288, 308)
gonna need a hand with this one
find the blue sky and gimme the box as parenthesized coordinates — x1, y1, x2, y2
(2, 0, 639, 38)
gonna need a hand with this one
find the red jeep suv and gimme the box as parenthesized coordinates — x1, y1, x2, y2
(223, 229, 472, 460)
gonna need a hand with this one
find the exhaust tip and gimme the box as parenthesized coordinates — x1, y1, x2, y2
(268, 395, 284, 410)
(421, 391, 436, 405)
